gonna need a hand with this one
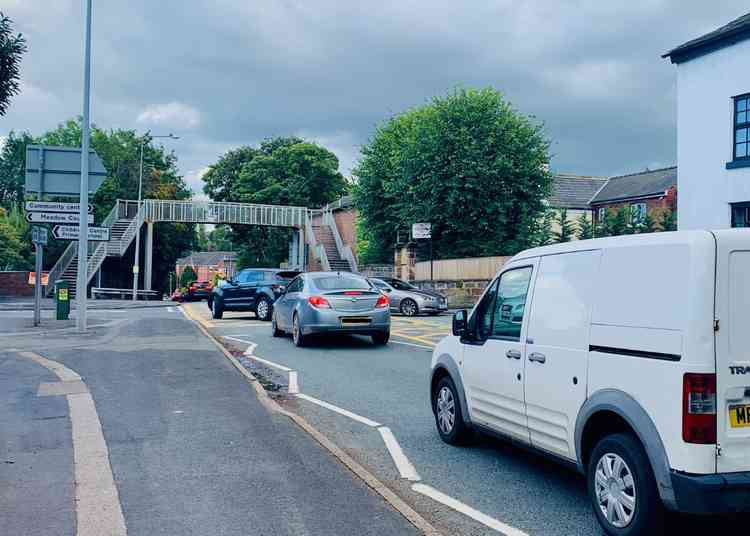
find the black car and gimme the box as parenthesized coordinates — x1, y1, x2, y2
(208, 268, 299, 321)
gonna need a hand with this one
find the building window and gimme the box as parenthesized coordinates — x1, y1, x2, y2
(731, 202, 750, 228)
(597, 207, 608, 222)
(734, 94, 750, 161)
(630, 203, 647, 224)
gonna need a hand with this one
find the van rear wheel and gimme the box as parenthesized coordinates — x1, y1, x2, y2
(587, 433, 664, 535)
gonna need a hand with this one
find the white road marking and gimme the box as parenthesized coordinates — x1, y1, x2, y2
(223, 336, 298, 393)
(18, 351, 127, 536)
(296, 393, 381, 428)
(411, 483, 528, 536)
(167, 307, 174, 313)
(378, 427, 421, 481)
(389, 340, 434, 350)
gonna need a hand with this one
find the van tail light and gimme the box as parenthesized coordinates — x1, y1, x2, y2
(683, 373, 717, 444)
(375, 295, 389, 308)
(308, 296, 331, 308)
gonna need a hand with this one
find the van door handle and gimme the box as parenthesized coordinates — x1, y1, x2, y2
(529, 352, 546, 364)
(506, 349, 521, 360)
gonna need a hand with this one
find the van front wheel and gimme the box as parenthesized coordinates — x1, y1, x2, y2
(433, 377, 470, 445)
(587, 433, 664, 535)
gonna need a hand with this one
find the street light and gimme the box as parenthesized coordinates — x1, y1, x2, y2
(132, 131, 180, 301)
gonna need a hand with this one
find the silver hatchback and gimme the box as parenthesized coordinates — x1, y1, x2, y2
(271, 272, 391, 347)
(369, 277, 448, 316)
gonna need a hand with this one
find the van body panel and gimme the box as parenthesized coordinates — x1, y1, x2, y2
(462, 259, 538, 444)
(525, 250, 601, 460)
(713, 230, 750, 474)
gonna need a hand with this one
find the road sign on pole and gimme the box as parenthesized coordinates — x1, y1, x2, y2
(53, 225, 109, 241)
(25, 201, 93, 213)
(26, 212, 94, 224)
(412, 222, 432, 239)
(78, 0, 93, 333)
(32, 226, 48, 246)
(25, 145, 106, 197)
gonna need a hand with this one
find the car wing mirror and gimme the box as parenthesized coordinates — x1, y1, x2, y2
(452, 309, 468, 337)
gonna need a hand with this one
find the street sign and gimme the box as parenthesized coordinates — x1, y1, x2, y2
(26, 212, 94, 224)
(31, 226, 48, 246)
(25, 201, 93, 213)
(25, 145, 107, 196)
(412, 222, 432, 239)
(52, 225, 110, 241)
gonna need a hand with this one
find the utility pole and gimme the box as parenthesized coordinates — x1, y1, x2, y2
(76, 0, 93, 332)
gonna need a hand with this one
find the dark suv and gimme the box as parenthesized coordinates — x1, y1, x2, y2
(208, 269, 299, 321)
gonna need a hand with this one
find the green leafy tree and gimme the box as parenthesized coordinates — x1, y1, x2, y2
(609, 207, 630, 236)
(660, 208, 677, 231)
(354, 87, 551, 262)
(635, 211, 658, 234)
(576, 212, 594, 240)
(0, 12, 26, 116)
(179, 265, 197, 287)
(0, 130, 34, 207)
(554, 209, 574, 243)
(0, 207, 26, 269)
(203, 137, 348, 268)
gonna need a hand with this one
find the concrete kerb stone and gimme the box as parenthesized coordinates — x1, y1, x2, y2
(179, 304, 442, 536)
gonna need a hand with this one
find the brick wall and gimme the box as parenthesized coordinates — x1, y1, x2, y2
(0, 272, 34, 298)
(592, 186, 678, 227)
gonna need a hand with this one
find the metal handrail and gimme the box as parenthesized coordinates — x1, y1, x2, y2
(141, 199, 307, 227)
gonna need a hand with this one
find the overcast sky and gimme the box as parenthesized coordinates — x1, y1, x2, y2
(1, 1, 748, 199)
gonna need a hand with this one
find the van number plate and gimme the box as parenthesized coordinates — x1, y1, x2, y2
(729, 405, 750, 428)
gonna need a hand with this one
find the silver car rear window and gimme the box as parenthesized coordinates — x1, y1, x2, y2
(313, 275, 371, 290)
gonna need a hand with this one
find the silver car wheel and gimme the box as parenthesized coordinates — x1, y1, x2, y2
(594, 452, 636, 528)
(257, 299, 269, 320)
(401, 299, 418, 317)
(293, 315, 300, 344)
(436, 386, 455, 434)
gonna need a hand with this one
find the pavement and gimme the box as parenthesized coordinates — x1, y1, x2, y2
(183, 301, 741, 536)
(0, 305, 421, 535)
(0, 297, 173, 311)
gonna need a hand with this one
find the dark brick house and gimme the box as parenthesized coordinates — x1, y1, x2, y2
(590, 167, 678, 226)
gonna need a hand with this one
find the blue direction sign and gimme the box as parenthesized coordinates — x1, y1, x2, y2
(25, 145, 107, 196)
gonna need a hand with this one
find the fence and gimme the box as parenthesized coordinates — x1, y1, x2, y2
(414, 256, 510, 282)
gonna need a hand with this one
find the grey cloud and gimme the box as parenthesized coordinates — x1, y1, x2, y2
(1, 1, 748, 187)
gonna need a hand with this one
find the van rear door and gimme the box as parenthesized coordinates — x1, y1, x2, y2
(714, 230, 750, 473)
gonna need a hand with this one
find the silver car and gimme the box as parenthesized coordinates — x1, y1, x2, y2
(271, 272, 391, 347)
(369, 277, 448, 316)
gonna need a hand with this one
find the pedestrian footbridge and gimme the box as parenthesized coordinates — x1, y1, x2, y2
(47, 199, 357, 297)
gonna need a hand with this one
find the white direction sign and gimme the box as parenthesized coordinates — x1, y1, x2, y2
(25, 201, 93, 213)
(412, 222, 432, 239)
(31, 226, 48, 246)
(52, 225, 110, 241)
(26, 212, 94, 224)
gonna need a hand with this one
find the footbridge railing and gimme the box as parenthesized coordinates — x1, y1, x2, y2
(137, 199, 307, 227)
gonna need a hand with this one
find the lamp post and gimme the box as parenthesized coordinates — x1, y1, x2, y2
(132, 132, 179, 301)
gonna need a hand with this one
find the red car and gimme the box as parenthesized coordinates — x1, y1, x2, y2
(186, 281, 213, 301)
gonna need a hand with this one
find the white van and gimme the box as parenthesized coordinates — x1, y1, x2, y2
(430, 230, 750, 535)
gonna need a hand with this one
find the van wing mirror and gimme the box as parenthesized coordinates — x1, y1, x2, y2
(452, 309, 468, 337)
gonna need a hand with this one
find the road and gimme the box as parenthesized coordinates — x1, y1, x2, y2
(0, 306, 420, 535)
(184, 302, 739, 536)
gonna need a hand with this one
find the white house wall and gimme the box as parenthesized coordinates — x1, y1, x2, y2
(677, 39, 750, 229)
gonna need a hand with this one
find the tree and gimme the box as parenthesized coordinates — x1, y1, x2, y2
(0, 130, 34, 207)
(179, 265, 197, 287)
(354, 87, 551, 262)
(576, 212, 594, 240)
(635, 211, 658, 234)
(554, 209, 574, 243)
(203, 137, 348, 268)
(660, 208, 677, 231)
(0, 12, 26, 116)
(0, 207, 26, 270)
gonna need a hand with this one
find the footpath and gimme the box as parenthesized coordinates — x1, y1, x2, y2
(0, 305, 423, 535)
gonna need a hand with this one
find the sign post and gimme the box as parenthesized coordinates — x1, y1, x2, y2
(31, 226, 48, 327)
(78, 0, 93, 332)
(412, 222, 433, 282)
(52, 225, 109, 241)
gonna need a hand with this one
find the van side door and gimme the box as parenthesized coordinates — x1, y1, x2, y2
(524, 250, 601, 460)
(462, 261, 537, 444)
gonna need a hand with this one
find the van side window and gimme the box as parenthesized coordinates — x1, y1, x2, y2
(470, 279, 499, 341)
(491, 267, 533, 341)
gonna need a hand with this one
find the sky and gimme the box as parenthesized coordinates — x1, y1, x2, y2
(1, 1, 748, 200)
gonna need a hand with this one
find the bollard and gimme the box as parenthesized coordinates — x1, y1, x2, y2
(55, 279, 70, 320)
